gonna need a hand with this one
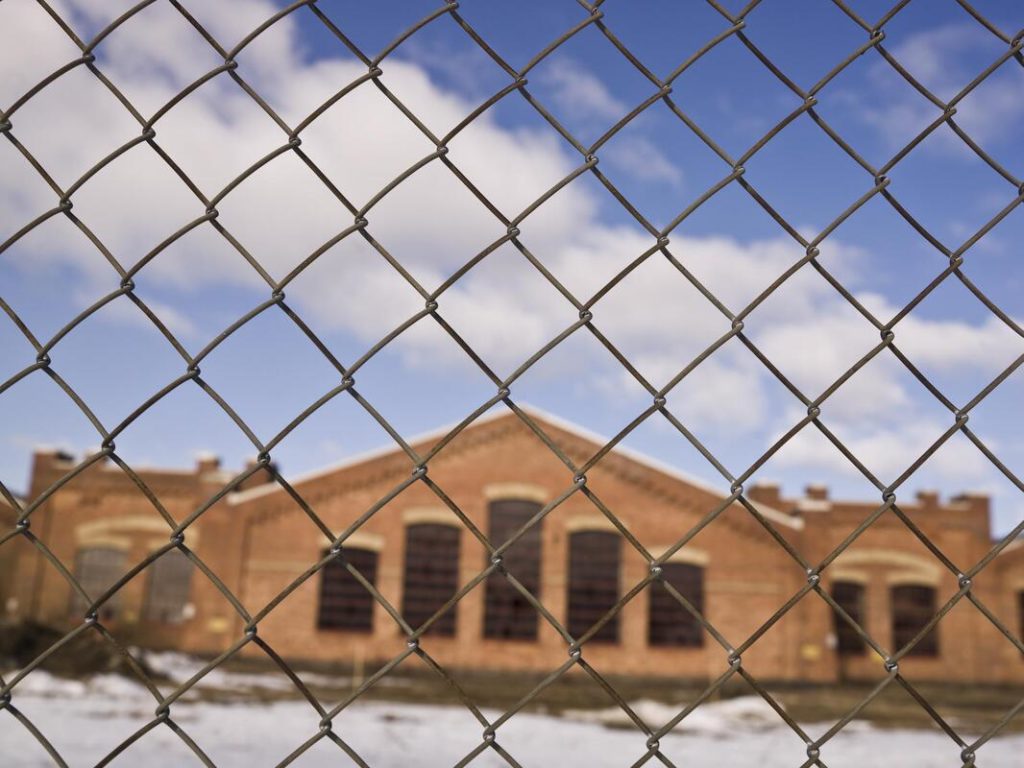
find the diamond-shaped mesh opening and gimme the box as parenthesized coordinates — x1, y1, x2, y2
(89, 0, 226, 119)
(4, 66, 141, 188)
(429, 242, 573, 380)
(449, 0, 589, 74)
(742, 1, 869, 87)
(589, 253, 732, 388)
(146, 72, 286, 194)
(66, 143, 203, 266)
(742, 266, 881, 396)
(507, 329, 654, 429)
(810, 193, 943, 309)
(953, 205, 1024, 316)
(43, 298, 185, 428)
(298, 76, 440, 208)
(3, 1, 1024, 765)
(597, 1, 729, 81)
(879, 2, 1013, 102)
(889, 277, 1024, 405)
(187, 306, 344, 441)
(0, 132, 62, 240)
(0, 2, 82, 108)
(669, 34, 804, 158)
(594, 100, 719, 232)
(742, 113, 875, 233)
(212, 151, 352, 282)
(361, 159, 504, 288)
(0, 217, 116, 343)
(884, 124, 1019, 244)
(525, 25, 658, 149)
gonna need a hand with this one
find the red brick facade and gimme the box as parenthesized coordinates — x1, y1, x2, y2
(3, 408, 1022, 684)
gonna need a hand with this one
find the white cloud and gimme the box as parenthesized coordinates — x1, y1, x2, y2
(99, 294, 199, 339)
(0, 0, 1019, 490)
(855, 23, 1024, 153)
(602, 136, 684, 187)
(889, 25, 977, 94)
(861, 294, 1021, 372)
(774, 410, 995, 486)
(537, 56, 626, 122)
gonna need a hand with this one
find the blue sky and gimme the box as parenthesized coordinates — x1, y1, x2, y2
(1, 0, 1023, 536)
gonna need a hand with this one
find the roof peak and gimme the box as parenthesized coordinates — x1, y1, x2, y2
(226, 403, 799, 528)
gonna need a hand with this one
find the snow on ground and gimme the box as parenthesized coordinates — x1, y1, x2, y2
(140, 651, 411, 694)
(562, 695, 785, 735)
(1, 665, 1019, 767)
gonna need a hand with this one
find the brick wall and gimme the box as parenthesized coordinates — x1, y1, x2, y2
(4, 411, 1020, 685)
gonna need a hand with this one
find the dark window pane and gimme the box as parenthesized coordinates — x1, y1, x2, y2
(1019, 591, 1024, 656)
(648, 562, 704, 647)
(567, 531, 620, 643)
(318, 548, 378, 631)
(70, 547, 125, 620)
(484, 499, 542, 640)
(144, 549, 194, 623)
(402, 524, 460, 636)
(891, 585, 939, 657)
(831, 581, 866, 656)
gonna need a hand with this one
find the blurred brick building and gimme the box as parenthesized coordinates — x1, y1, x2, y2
(2, 408, 1022, 684)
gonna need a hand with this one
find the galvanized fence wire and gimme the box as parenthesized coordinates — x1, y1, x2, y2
(0, 0, 1023, 765)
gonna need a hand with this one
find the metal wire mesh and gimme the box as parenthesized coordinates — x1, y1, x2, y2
(1, 0, 1023, 766)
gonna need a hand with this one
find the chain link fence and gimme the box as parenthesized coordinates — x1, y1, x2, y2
(1, 0, 1023, 765)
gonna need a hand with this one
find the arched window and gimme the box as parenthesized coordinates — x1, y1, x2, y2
(891, 584, 939, 656)
(144, 549, 194, 623)
(648, 562, 704, 647)
(484, 498, 542, 640)
(567, 530, 620, 643)
(402, 523, 460, 636)
(831, 581, 867, 656)
(70, 547, 125, 620)
(317, 547, 378, 631)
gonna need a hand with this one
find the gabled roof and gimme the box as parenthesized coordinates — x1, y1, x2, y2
(228, 404, 801, 529)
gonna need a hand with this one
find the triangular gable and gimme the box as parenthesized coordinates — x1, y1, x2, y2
(227, 404, 800, 530)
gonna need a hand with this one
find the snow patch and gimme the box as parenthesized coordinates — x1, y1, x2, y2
(2, 674, 1021, 767)
(563, 695, 783, 735)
